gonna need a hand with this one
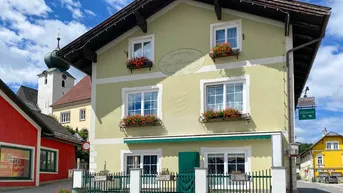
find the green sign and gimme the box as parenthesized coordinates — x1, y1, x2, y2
(299, 108, 316, 120)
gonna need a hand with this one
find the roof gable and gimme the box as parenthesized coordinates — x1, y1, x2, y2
(300, 131, 343, 155)
(56, 0, 330, 103)
(16, 86, 40, 112)
(0, 79, 81, 145)
(51, 76, 91, 107)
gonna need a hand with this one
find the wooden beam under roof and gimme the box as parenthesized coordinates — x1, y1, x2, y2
(135, 11, 147, 33)
(214, 0, 222, 20)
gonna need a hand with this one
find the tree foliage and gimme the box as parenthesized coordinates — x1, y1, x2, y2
(299, 143, 313, 154)
(63, 125, 89, 163)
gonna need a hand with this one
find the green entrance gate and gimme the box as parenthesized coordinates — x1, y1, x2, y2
(177, 152, 199, 193)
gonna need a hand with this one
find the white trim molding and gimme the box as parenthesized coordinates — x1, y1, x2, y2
(120, 149, 162, 173)
(210, 20, 242, 51)
(39, 146, 59, 174)
(272, 133, 282, 167)
(128, 34, 155, 61)
(200, 75, 250, 114)
(200, 146, 252, 173)
(91, 62, 97, 142)
(316, 153, 324, 167)
(0, 142, 35, 182)
(121, 84, 163, 119)
(325, 141, 339, 150)
(96, 0, 283, 55)
(95, 56, 284, 85)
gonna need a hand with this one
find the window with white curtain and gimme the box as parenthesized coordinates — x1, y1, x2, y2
(129, 35, 154, 61)
(211, 20, 242, 50)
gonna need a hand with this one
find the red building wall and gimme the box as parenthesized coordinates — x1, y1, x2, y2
(40, 138, 75, 182)
(0, 96, 38, 187)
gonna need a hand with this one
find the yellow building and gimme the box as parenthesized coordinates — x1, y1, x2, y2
(300, 131, 343, 180)
(51, 76, 91, 134)
(55, 0, 330, 191)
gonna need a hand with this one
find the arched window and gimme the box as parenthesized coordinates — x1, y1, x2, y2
(62, 80, 65, 87)
(44, 78, 47, 85)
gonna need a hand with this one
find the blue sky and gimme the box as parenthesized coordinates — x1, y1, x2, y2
(0, 0, 341, 143)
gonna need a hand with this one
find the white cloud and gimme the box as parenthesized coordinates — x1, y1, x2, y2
(85, 9, 96, 17)
(0, 0, 87, 87)
(103, 0, 133, 14)
(306, 46, 343, 111)
(61, 0, 84, 19)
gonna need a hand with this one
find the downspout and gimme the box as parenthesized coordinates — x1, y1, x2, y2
(286, 36, 324, 192)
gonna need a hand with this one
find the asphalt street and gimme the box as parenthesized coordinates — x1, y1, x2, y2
(0, 180, 72, 193)
(298, 181, 343, 193)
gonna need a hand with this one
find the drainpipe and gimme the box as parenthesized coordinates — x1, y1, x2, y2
(286, 36, 324, 192)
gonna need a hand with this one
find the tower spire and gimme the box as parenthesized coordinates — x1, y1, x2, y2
(56, 28, 61, 50)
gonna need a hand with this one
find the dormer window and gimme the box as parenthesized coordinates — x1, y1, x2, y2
(128, 35, 154, 61)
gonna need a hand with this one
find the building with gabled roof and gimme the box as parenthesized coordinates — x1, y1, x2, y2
(0, 79, 81, 187)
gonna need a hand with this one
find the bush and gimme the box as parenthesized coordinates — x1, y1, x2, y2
(56, 188, 72, 193)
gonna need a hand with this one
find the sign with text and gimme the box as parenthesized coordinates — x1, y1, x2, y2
(297, 97, 316, 107)
(0, 147, 31, 178)
(159, 49, 205, 75)
(299, 108, 316, 120)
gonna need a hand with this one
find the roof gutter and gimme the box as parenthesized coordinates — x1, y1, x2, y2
(286, 36, 325, 192)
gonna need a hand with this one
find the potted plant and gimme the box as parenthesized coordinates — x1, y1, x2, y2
(126, 56, 153, 72)
(120, 114, 159, 128)
(201, 108, 241, 122)
(157, 168, 176, 181)
(209, 42, 240, 61)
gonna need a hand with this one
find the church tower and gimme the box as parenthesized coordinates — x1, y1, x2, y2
(37, 35, 75, 115)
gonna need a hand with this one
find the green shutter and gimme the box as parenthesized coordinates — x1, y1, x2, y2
(178, 152, 199, 173)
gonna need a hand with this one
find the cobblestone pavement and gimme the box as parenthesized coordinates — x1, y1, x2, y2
(298, 180, 343, 193)
(0, 180, 72, 193)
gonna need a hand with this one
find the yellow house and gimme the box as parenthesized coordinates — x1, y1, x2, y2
(300, 131, 343, 180)
(56, 0, 330, 191)
(51, 76, 91, 134)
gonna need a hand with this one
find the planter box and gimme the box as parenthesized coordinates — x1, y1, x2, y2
(120, 121, 160, 128)
(126, 61, 153, 73)
(156, 175, 176, 181)
(210, 50, 240, 62)
(201, 113, 251, 123)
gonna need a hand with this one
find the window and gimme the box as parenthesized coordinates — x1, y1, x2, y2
(62, 80, 65, 88)
(211, 20, 242, 50)
(80, 109, 86, 121)
(129, 35, 154, 61)
(122, 85, 162, 118)
(44, 78, 47, 85)
(40, 149, 57, 172)
(60, 112, 70, 123)
(326, 141, 339, 150)
(0, 145, 32, 180)
(201, 77, 249, 113)
(317, 155, 323, 166)
(202, 147, 251, 175)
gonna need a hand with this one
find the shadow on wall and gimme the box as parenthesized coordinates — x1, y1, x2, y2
(297, 188, 331, 193)
(95, 49, 286, 137)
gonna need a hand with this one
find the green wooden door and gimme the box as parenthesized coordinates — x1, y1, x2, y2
(178, 152, 199, 173)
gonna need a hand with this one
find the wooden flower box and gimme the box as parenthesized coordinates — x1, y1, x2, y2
(120, 121, 160, 128)
(200, 113, 250, 123)
(126, 57, 153, 73)
(210, 50, 240, 62)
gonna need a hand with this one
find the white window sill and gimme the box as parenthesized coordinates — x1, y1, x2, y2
(40, 171, 58, 174)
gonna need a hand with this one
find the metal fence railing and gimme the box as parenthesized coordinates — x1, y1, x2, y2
(83, 172, 130, 193)
(140, 172, 195, 193)
(207, 169, 272, 193)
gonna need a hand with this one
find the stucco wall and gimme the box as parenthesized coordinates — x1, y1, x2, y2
(53, 103, 91, 132)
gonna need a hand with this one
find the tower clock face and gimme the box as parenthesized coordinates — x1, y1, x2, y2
(62, 74, 67, 80)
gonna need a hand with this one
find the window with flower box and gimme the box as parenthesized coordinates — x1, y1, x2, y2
(210, 20, 242, 51)
(122, 85, 162, 127)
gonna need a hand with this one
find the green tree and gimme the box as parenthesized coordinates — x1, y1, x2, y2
(63, 126, 89, 164)
(299, 143, 313, 154)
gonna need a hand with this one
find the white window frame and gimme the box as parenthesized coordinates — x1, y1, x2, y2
(0, 142, 35, 182)
(60, 111, 70, 123)
(326, 141, 339, 150)
(39, 146, 59, 174)
(122, 84, 162, 119)
(201, 146, 251, 189)
(200, 75, 250, 114)
(79, 109, 86, 121)
(316, 154, 324, 167)
(210, 20, 242, 51)
(128, 34, 155, 61)
(121, 149, 162, 187)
